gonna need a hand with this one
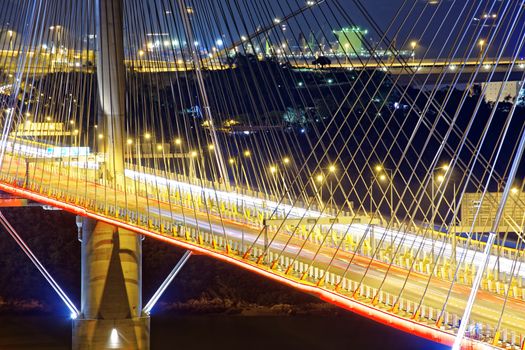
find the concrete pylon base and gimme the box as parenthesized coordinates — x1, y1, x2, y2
(72, 317, 150, 350)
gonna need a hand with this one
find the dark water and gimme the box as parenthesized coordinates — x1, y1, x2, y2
(0, 312, 449, 350)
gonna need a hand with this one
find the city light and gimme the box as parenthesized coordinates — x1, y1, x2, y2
(127, 139, 133, 145)
(329, 165, 336, 173)
(174, 138, 182, 146)
(283, 157, 291, 164)
(437, 174, 445, 183)
(144, 133, 151, 140)
(379, 174, 387, 182)
(243, 150, 251, 157)
(270, 165, 277, 174)
(190, 150, 198, 158)
(208, 144, 215, 151)
(511, 187, 519, 194)
(374, 164, 383, 172)
(316, 174, 324, 183)
(229, 158, 235, 164)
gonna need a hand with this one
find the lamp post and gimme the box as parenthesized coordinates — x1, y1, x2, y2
(328, 164, 336, 209)
(372, 165, 394, 217)
(410, 41, 417, 64)
(478, 39, 485, 63)
(430, 163, 450, 263)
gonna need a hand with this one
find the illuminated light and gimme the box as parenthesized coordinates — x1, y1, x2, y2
(127, 139, 133, 145)
(174, 138, 182, 146)
(70, 312, 78, 320)
(7, 30, 13, 37)
(511, 187, 519, 195)
(190, 151, 198, 158)
(25, 112, 31, 117)
(110, 328, 119, 346)
(270, 165, 277, 174)
(273, 18, 281, 24)
(449, 65, 457, 71)
(283, 157, 290, 164)
(329, 165, 336, 173)
(138, 50, 145, 57)
(442, 164, 450, 172)
(208, 144, 215, 151)
(74, 129, 79, 135)
(483, 64, 491, 70)
(478, 39, 485, 47)
(0, 182, 494, 350)
(437, 174, 445, 183)
(243, 150, 251, 157)
(327, 79, 334, 84)
(410, 41, 417, 50)
(98, 134, 104, 140)
(163, 40, 171, 47)
(229, 158, 235, 165)
(298, 82, 304, 87)
(379, 174, 387, 182)
(374, 165, 383, 172)
(144, 133, 151, 140)
(46, 117, 52, 121)
(241, 35, 247, 41)
(157, 145, 163, 151)
(216, 39, 224, 47)
(69, 120, 75, 125)
(316, 174, 324, 183)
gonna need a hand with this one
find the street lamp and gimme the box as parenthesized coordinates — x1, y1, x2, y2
(478, 39, 485, 62)
(429, 162, 453, 262)
(410, 41, 417, 64)
(371, 164, 394, 217)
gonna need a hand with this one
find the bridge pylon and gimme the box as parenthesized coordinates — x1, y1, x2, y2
(72, 0, 150, 348)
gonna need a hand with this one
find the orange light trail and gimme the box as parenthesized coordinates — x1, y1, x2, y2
(0, 182, 491, 349)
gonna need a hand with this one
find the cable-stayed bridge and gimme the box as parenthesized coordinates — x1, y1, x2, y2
(0, 0, 524, 349)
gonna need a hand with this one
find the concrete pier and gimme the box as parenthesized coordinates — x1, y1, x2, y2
(73, 219, 149, 349)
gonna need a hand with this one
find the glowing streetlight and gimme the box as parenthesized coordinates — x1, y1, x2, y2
(374, 164, 383, 172)
(283, 157, 291, 165)
(270, 165, 277, 174)
(229, 158, 235, 165)
(190, 150, 198, 158)
(144, 132, 151, 140)
(437, 174, 445, 183)
(511, 187, 519, 195)
(243, 150, 251, 157)
(410, 41, 417, 63)
(329, 164, 336, 173)
(479, 39, 485, 61)
(208, 144, 215, 151)
(316, 174, 324, 184)
(126, 139, 133, 145)
(379, 174, 387, 182)
(174, 138, 182, 146)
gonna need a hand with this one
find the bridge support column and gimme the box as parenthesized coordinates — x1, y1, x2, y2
(72, 218, 150, 349)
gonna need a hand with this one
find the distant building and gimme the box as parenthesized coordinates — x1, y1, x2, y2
(333, 27, 368, 56)
(481, 81, 522, 104)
